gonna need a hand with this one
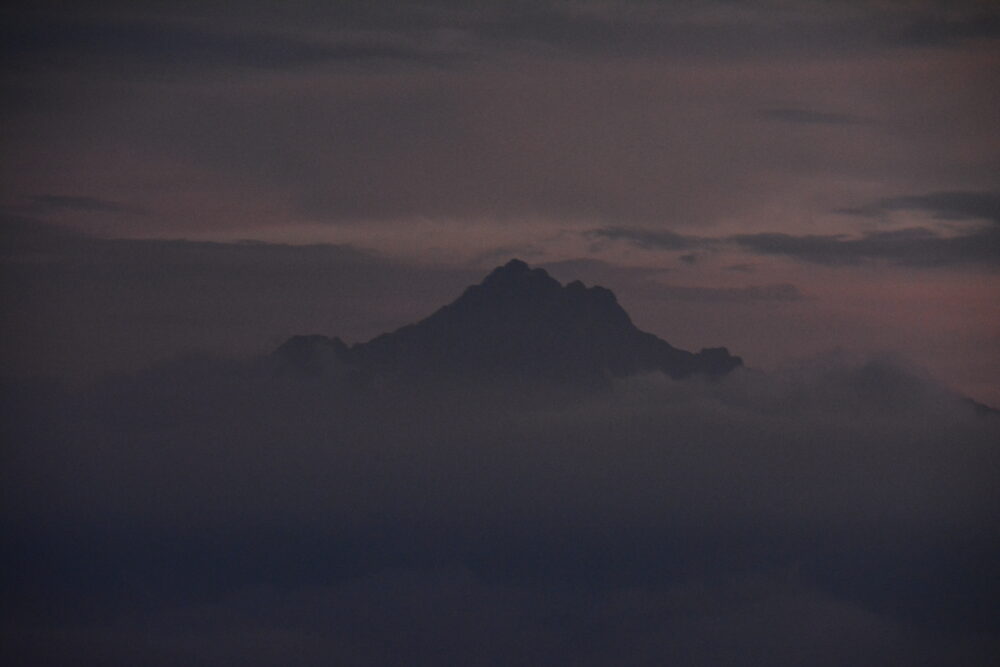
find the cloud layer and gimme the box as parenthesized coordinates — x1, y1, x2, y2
(2, 349, 998, 665)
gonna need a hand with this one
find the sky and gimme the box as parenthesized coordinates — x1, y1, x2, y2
(1, 0, 999, 403)
(2, 1, 999, 665)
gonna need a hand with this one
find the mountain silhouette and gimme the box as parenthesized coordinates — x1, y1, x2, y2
(275, 259, 741, 386)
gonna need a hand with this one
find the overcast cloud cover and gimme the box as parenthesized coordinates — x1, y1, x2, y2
(3, 348, 999, 665)
(2, 1, 999, 664)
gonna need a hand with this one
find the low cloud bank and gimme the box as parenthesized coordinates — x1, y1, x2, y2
(2, 355, 998, 665)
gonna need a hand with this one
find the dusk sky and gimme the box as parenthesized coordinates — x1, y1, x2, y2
(2, 2, 999, 665)
(2, 0, 998, 402)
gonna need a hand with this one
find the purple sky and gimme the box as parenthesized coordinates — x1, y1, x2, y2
(2, 0, 999, 403)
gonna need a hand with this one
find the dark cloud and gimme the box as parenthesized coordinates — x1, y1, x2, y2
(655, 283, 803, 303)
(6, 0, 996, 82)
(2, 352, 997, 665)
(3, 4, 996, 230)
(588, 227, 708, 251)
(1, 16, 460, 75)
(758, 107, 868, 125)
(739, 223, 1000, 266)
(839, 191, 1000, 223)
(466, 3, 808, 60)
(709, 190, 1000, 266)
(593, 192, 1000, 267)
(326, 2, 996, 61)
(728, 226, 1000, 267)
(29, 194, 138, 213)
(890, 12, 1000, 47)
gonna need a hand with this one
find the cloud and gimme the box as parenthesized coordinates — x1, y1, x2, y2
(588, 227, 708, 251)
(5, 565, 993, 667)
(29, 194, 139, 214)
(4, 4, 998, 231)
(592, 189, 1000, 267)
(758, 107, 868, 125)
(411, 2, 1000, 61)
(2, 226, 997, 661)
(8, 1, 997, 84)
(2, 351, 997, 665)
(728, 226, 1000, 267)
(655, 283, 804, 302)
(890, 12, 1000, 47)
(1, 15, 461, 75)
(839, 191, 1000, 223)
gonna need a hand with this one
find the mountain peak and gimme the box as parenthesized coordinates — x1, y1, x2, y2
(276, 260, 742, 385)
(496, 257, 530, 274)
(447, 259, 632, 331)
(480, 258, 560, 291)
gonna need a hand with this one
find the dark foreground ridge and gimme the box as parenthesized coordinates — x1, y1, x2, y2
(275, 259, 742, 385)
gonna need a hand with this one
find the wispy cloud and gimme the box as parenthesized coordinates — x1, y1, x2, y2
(588, 227, 708, 251)
(30, 194, 139, 214)
(838, 191, 1000, 223)
(758, 108, 868, 126)
(727, 227, 1000, 267)
(7, 1, 998, 83)
(2, 17, 463, 74)
(591, 190, 1000, 267)
(655, 283, 804, 303)
(889, 12, 1000, 47)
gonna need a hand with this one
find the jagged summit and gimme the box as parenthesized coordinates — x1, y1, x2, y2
(483, 257, 531, 280)
(480, 258, 557, 289)
(275, 259, 742, 385)
(433, 259, 634, 335)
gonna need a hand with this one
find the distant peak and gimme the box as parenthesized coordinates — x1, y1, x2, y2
(480, 258, 559, 290)
(275, 258, 742, 383)
(485, 258, 532, 280)
(502, 258, 530, 272)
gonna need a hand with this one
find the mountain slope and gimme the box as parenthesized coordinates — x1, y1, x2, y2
(275, 259, 742, 385)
